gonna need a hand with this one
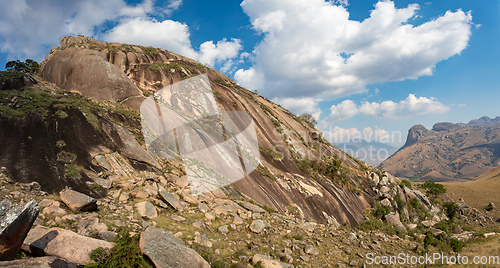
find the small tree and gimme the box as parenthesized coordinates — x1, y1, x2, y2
(298, 113, 317, 126)
(442, 202, 459, 222)
(5, 59, 39, 73)
(421, 180, 446, 201)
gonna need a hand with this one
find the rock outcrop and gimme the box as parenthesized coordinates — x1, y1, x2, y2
(5, 35, 376, 225)
(22, 226, 114, 265)
(0, 71, 37, 91)
(0, 256, 78, 268)
(139, 226, 210, 268)
(59, 189, 97, 212)
(0, 200, 39, 261)
(42, 47, 142, 102)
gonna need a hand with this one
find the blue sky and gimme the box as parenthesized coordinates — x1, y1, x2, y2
(0, 0, 498, 149)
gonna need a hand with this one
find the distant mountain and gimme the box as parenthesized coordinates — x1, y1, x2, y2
(335, 140, 397, 166)
(467, 116, 500, 127)
(379, 116, 500, 181)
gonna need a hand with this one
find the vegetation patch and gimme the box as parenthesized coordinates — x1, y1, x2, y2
(64, 164, 83, 180)
(86, 227, 153, 268)
(259, 145, 283, 160)
(142, 46, 159, 55)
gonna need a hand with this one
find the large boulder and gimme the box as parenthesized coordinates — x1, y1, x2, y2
(135, 201, 158, 219)
(249, 220, 268, 234)
(0, 256, 78, 268)
(42, 47, 142, 102)
(59, 189, 97, 212)
(22, 226, 113, 265)
(140, 226, 210, 268)
(0, 200, 40, 261)
(384, 212, 406, 231)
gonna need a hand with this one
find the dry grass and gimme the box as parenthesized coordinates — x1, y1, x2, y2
(459, 236, 500, 267)
(441, 166, 500, 220)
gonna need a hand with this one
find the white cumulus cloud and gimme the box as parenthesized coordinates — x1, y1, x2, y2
(0, 0, 241, 70)
(0, 0, 154, 60)
(198, 38, 243, 68)
(324, 94, 450, 123)
(272, 97, 322, 120)
(236, 0, 473, 100)
(103, 17, 198, 59)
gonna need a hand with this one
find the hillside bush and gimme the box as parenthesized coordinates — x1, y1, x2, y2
(86, 227, 153, 268)
(442, 202, 459, 222)
(421, 180, 446, 200)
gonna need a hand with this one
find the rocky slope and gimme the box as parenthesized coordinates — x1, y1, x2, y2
(1, 36, 498, 267)
(0, 35, 375, 226)
(379, 117, 500, 181)
(4, 164, 492, 267)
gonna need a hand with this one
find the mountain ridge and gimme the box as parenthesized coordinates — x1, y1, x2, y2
(380, 116, 500, 181)
(2, 36, 377, 226)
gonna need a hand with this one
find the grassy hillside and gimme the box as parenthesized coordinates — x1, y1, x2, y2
(442, 166, 500, 219)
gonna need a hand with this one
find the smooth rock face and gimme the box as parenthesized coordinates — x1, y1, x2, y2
(0, 200, 40, 261)
(22, 226, 114, 265)
(140, 226, 210, 268)
(0, 256, 78, 268)
(252, 254, 294, 268)
(42, 47, 142, 102)
(60, 189, 97, 212)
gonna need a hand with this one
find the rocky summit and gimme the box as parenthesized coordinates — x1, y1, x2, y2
(0, 36, 498, 267)
(380, 116, 500, 181)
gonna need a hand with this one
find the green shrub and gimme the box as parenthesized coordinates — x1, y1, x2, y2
(450, 238, 463, 252)
(485, 203, 495, 211)
(373, 203, 391, 219)
(421, 180, 446, 199)
(86, 227, 153, 268)
(358, 218, 384, 231)
(442, 202, 459, 222)
(64, 164, 82, 180)
(55, 110, 68, 119)
(433, 220, 450, 234)
(142, 46, 159, 55)
(394, 193, 405, 213)
(291, 235, 303, 241)
(57, 151, 77, 164)
(399, 179, 412, 189)
(423, 232, 434, 249)
(90, 183, 104, 191)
